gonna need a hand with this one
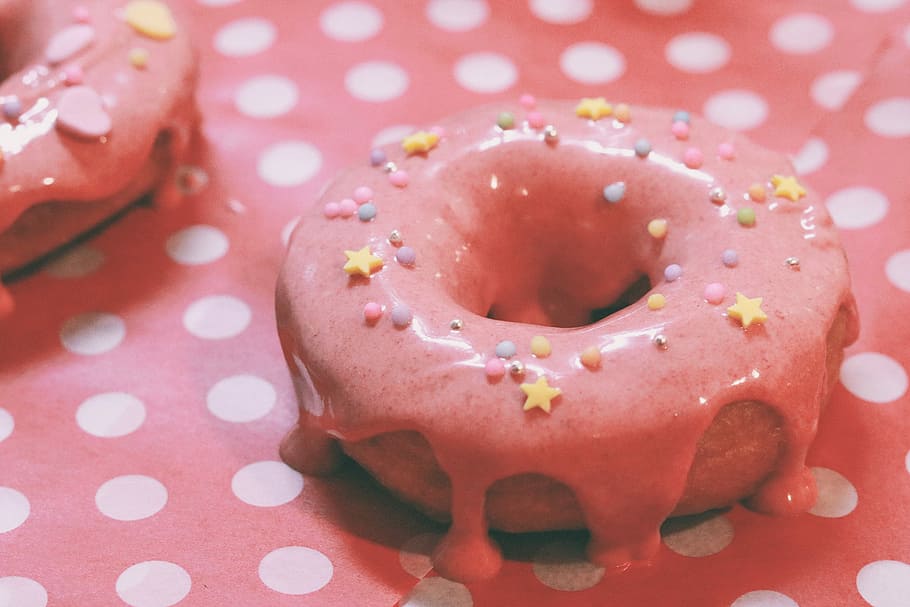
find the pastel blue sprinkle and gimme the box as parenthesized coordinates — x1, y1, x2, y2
(722, 249, 739, 267)
(369, 148, 386, 167)
(673, 110, 691, 124)
(603, 181, 626, 204)
(358, 202, 377, 221)
(664, 263, 683, 282)
(2, 97, 22, 120)
(391, 304, 412, 327)
(495, 340, 517, 359)
(634, 138, 651, 157)
(395, 246, 416, 266)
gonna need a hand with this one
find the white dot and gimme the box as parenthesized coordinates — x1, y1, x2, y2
(372, 124, 416, 148)
(809, 467, 858, 518)
(60, 312, 126, 355)
(662, 513, 734, 557)
(183, 295, 251, 340)
(530, 0, 593, 24)
(0, 577, 47, 607)
(841, 352, 908, 403)
(770, 13, 834, 54)
(811, 70, 862, 110)
(731, 590, 799, 607)
(559, 42, 625, 84)
(885, 249, 910, 292)
(258, 546, 333, 595)
(426, 0, 489, 31)
(165, 225, 229, 265)
(825, 186, 889, 229)
(865, 97, 910, 138)
(44, 246, 105, 278)
(214, 17, 276, 57)
(399, 533, 442, 578)
(257, 141, 323, 187)
(234, 75, 299, 119)
(76, 392, 146, 438)
(401, 577, 473, 607)
(665, 32, 731, 73)
(345, 61, 409, 102)
(857, 560, 910, 607)
(634, 0, 693, 15)
(320, 1, 383, 41)
(704, 90, 768, 131)
(116, 561, 191, 607)
(0, 487, 29, 533)
(281, 216, 301, 247)
(207, 374, 276, 423)
(532, 539, 604, 591)
(850, 0, 907, 11)
(454, 52, 518, 93)
(792, 137, 828, 175)
(0, 408, 12, 443)
(96, 475, 168, 521)
(232, 461, 303, 507)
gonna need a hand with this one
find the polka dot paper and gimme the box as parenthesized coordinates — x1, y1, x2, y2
(2, 1, 909, 605)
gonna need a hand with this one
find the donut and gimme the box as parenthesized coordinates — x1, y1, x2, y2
(0, 0, 198, 314)
(276, 97, 859, 582)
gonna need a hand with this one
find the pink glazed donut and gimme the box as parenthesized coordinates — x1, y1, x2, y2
(277, 97, 859, 582)
(0, 0, 198, 314)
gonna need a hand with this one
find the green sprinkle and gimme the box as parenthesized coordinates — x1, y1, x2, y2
(737, 207, 756, 227)
(497, 112, 515, 130)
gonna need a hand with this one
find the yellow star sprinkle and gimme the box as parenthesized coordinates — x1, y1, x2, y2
(575, 97, 613, 121)
(521, 376, 562, 413)
(771, 175, 807, 201)
(401, 131, 440, 155)
(726, 292, 768, 328)
(343, 246, 383, 277)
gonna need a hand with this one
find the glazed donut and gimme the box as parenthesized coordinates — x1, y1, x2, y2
(0, 0, 198, 314)
(277, 97, 858, 582)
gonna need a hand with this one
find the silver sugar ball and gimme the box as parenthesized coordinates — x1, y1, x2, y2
(383, 161, 398, 173)
(709, 187, 727, 204)
(388, 229, 403, 245)
(450, 319, 464, 331)
(543, 125, 559, 144)
(785, 256, 800, 269)
(653, 334, 669, 349)
(508, 360, 525, 376)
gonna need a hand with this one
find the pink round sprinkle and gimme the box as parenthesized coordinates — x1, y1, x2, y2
(363, 302, 383, 323)
(389, 170, 409, 188)
(323, 201, 341, 218)
(63, 64, 84, 85)
(430, 125, 446, 138)
(73, 6, 91, 22)
(519, 93, 536, 109)
(671, 121, 689, 140)
(338, 198, 357, 217)
(353, 186, 373, 204)
(683, 147, 703, 169)
(717, 142, 735, 160)
(527, 111, 545, 129)
(485, 358, 506, 380)
(704, 283, 726, 304)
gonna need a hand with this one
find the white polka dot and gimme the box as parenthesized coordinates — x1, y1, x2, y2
(44, 246, 105, 278)
(165, 225, 229, 265)
(885, 250, 910, 292)
(792, 137, 828, 175)
(704, 90, 768, 131)
(234, 75, 299, 119)
(76, 392, 146, 438)
(319, 1, 383, 41)
(770, 13, 834, 54)
(0, 577, 47, 607)
(532, 539, 604, 591)
(96, 475, 168, 521)
(258, 546, 333, 595)
(399, 533, 442, 578)
(257, 141, 323, 188)
(559, 42, 625, 84)
(207, 374, 276, 423)
(116, 561, 191, 607)
(454, 52, 518, 93)
(344, 61, 409, 102)
(426, 0, 489, 31)
(372, 124, 416, 148)
(857, 560, 910, 607)
(850, 0, 907, 12)
(865, 97, 910, 138)
(0, 487, 29, 533)
(809, 467, 858, 518)
(0, 408, 12, 443)
(401, 577, 473, 607)
(825, 186, 889, 229)
(841, 352, 908, 403)
(281, 216, 301, 247)
(665, 32, 731, 73)
(811, 70, 862, 110)
(213, 17, 276, 57)
(529, 0, 593, 24)
(731, 590, 799, 607)
(232, 461, 303, 507)
(60, 312, 126, 355)
(183, 295, 251, 340)
(634, 0, 692, 15)
(662, 513, 734, 557)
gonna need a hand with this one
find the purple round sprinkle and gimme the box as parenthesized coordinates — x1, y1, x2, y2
(664, 263, 683, 282)
(390, 304, 412, 327)
(634, 138, 651, 157)
(369, 148, 387, 167)
(2, 97, 22, 120)
(358, 202, 377, 221)
(495, 340, 517, 359)
(395, 246, 416, 266)
(603, 181, 626, 204)
(721, 249, 739, 267)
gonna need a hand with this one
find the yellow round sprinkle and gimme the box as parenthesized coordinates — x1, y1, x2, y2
(647, 218, 668, 239)
(647, 294, 666, 310)
(748, 183, 767, 202)
(129, 48, 149, 69)
(580, 346, 601, 369)
(614, 103, 631, 123)
(530, 335, 551, 358)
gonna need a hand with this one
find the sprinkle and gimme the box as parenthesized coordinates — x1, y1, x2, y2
(709, 187, 727, 204)
(704, 283, 726, 304)
(519, 93, 536, 109)
(603, 182, 626, 204)
(323, 201, 340, 218)
(450, 319, 464, 331)
(721, 249, 738, 267)
(647, 294, 666, 310)
(63, 64, 84, 85)
(389, 170, 409, 187)
(647, 218, 668, 238)
(508, 360, 525, 376)
(521, 376, 561, 413)
(124, 0, 177, 40)
(363, 302, 383, 323)
(402, 131, 440, 155)
(388, 230, 403, 245)
(527, 111, 545, 129)
(683, 147, 703, 169)
(771, 175, 806, 201)
(614, 103, 631, 123)
(73, 6, 91, 22)
(717, 142, 735, 160)
(383, 161, 397, 173)
(671, 121, 689, 140)
(370, 149, 386, 166)
(727, 292, 767, 328)
(497, 112, 515, 130)
(748, 183, 767, 202)
(737, 207, 756, 227)
(634, 138, 651, 157)
(673, 110, 691, 124)
(485, 358, 506, 380)
(653, 334, 669, 349)
(353, 186, 373, 204)
(338, 198, 357, 217)
(2, 97, 22, 121)
(664, 264, 683, 282)
(357, 202, 377, 221)
(45, 24, 95, 66)
(343, 246, 383, 277)
(530, 335, 551, 358)
(390, 304, 412, 327)
(495, 340, 517, 359)
(395, 246, 416, 266)
(785, 256, 800, 269)
(543, 125, 559, 144)
(128, 47, 149, 68)
(55, 85, 111, 138)
(575, 97, 613, 120)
